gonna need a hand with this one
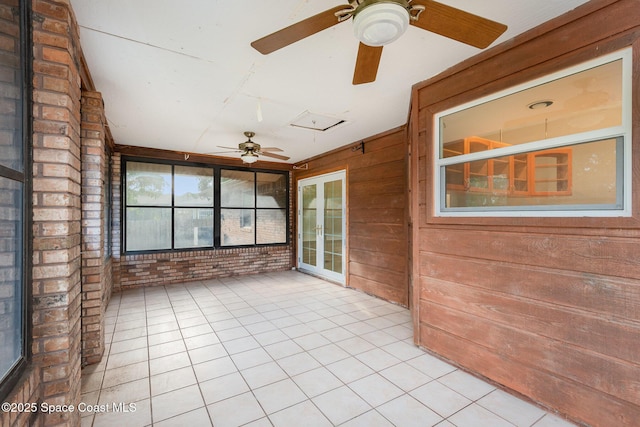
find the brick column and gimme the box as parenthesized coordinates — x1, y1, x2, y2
(31, 0, 82, 425)
(80, 90, 110, 366)
(111, 152, 121, 291)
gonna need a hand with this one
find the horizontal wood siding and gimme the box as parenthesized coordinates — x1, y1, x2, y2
(410, 1, 640, 425)
(294, 128, 409, 306)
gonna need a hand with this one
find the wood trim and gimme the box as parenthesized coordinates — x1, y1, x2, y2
(293, 125, 407, 168)
(115, 144, 292, 171)
(409, 90, 421, 343)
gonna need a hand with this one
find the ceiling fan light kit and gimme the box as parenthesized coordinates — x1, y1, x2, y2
(241, 151, 259, 164)
(353, 0, 411, 47)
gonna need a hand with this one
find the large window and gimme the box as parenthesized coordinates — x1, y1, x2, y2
(0, 0, 29, 398)
(435, 48, 632, 216)
(123, 159, 288, 252)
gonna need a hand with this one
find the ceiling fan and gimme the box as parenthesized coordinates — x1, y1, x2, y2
(215, 132, 290, 164)
(251, 0, 507, 85)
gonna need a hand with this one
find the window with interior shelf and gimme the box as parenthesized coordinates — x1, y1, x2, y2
(435, 48, 632, 216)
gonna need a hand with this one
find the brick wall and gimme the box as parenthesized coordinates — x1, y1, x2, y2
(110, 152, 121, 291)
(118, 246, 292, 288)
(30, 0, 82, 425)
(0, 369, 41, 426)
(80, 90, 111, 366)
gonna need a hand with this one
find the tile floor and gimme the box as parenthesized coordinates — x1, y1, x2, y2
(80, 271, 576, 427)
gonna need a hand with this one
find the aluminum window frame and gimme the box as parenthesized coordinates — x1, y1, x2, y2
(434, 48, 633, 217)
(0, 0, 32, 401)
(122, 157, 289, 254)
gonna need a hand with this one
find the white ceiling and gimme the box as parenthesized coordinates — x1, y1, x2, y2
(69, 0, 592, 164)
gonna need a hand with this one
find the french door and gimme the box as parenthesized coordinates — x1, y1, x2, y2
(298, 170, 346, 284)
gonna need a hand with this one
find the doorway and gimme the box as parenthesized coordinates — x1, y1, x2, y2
(297, 170, 346, 284)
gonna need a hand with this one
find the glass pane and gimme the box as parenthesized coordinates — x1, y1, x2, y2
(174, 208, 213, 249)
(126, 162, 172, 206)
(125, 207, 171, 251)
(440, 59, 623, 156)
(220, 208, 254, 246)
(0, 177, 22, 381)
(257, 209, 286, 244)
(174, 165, 214, 207)
(444, 139, 619, 209)
(301, 184, 317, 266)
(257, 173, 286, 208)
(324, 180, 342, 274)
(221, 170, 255, 207)
(0, 7, 23, 172)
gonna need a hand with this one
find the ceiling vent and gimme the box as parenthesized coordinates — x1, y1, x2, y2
(289, 111, 346, 132)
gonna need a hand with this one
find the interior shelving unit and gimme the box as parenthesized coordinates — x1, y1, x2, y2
(443, 137, 572, 196)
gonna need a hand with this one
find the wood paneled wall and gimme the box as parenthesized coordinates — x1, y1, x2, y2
(294, 127, 409, 306)
(410, 1, 640, 426)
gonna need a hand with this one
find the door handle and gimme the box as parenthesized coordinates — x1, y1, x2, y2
(316, 224, 323, 236)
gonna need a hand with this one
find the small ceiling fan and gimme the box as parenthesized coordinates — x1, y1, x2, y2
(251, 0, 507, 85)
(215, 132, 290, 164)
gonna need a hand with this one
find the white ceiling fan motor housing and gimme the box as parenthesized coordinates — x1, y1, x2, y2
(353, 0, 410, 47)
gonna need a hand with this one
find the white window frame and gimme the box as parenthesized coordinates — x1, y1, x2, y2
(434, 48, 633, 217)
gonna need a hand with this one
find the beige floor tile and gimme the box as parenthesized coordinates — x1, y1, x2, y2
(311, 386, 372, 425)
(193, 356, 237, 382)
(410, 380, 472, 418)
(151, 384, 204, 423)
(153, 406, 212, 427)
(199, 372, 250, 405)
(376, 394, 443, 427)
(240, 361, 287, 389)
(478, 389, 546, 427)
(92, 399, 151, 427)
(207, 392, 265, 427)
(150, 366, 197, 396)
(292, 367, 342, 398)
(448, 403, 514, 427)
(253, 378, 307, 414)
(98, 378, 150, 406)
(349, 374, 404, 407)
(268, 400, 332, 427)
(102, 361, 149, 388)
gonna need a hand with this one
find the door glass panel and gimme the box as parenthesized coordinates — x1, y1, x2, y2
(302, 184, 317, 267)
(324, 179, 342, 274)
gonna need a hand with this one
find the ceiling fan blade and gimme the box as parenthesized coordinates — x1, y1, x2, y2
(251, 5, 349, 54)
(260, 147, 284, 152)
(353, 43, 383, 85)
(217, 145, 240, 150)
(410, 0, 507, 49)
(259, 151, 290, 161)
